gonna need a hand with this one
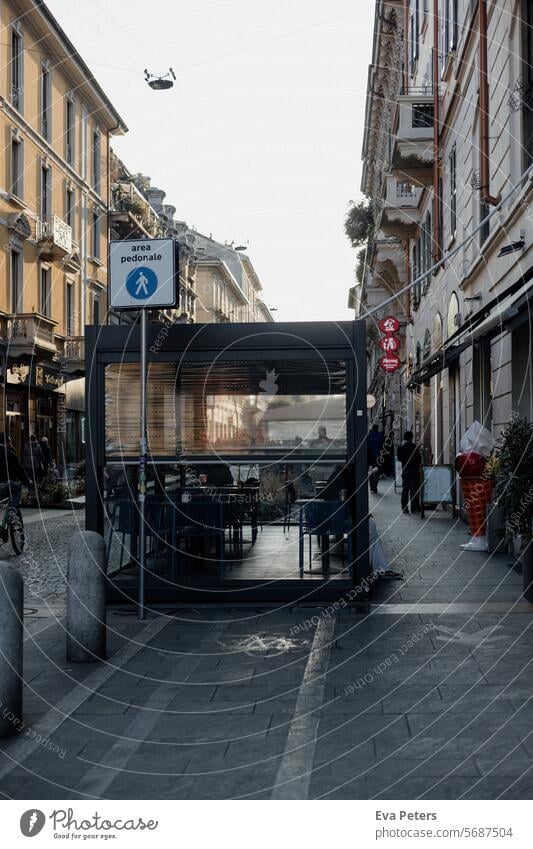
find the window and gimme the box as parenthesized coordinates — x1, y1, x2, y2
(409, 15, 416, 75)
(10, 250, 22, 312)
(441, 0, 458, 73)
(92, 129, 101, 192)
(449, 144, 457, 238)
(92, 211, 101, 259)
(11, 136, 23, 199)
(40, 267, 51, 317)
(479, 197, 490, 246)
(81, 106, 88, 179)
(424, 211, 432, 291)
(40, 62, 51, 139)
(93, 295, 100, 325)
(11, 26, 23, 111)
(437, 176, 444, 265)
(65, 97, 75, 164)
(412, 102, 434, 128)
(522, 0, 533, 167)
(65, 186, 75, 233)
(66, 281, 75, 335)
(412, 241, 421, 309)
(41, 164, 51, 217)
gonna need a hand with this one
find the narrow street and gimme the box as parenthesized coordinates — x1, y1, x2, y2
(1, 486, 532, 800)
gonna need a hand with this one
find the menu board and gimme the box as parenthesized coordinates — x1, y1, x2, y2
(421, 465, 454, 505)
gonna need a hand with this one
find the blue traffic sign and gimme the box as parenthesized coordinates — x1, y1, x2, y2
(125, 267, 158, 300)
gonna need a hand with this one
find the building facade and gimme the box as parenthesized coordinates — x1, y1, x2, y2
(359, 0, 533, 468)
(192, 232, 274, 324)
(0, 0, 126, 468)
(109, 154, 197, 325)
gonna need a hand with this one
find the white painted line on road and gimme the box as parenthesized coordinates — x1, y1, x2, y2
(270, 615, 335, 800)
(0, 615, 169, 785)
(75, 622, 230, 798)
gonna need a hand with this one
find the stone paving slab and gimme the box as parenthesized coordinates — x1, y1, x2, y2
(1, 486, 532, 799)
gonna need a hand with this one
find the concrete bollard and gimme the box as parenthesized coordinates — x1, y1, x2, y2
(0, 562, 24, 737)
(67, 530, 106, 662)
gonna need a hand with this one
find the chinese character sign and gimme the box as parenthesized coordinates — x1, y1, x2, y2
(378, 316, 400, 334)
(378, 316, 401, 374)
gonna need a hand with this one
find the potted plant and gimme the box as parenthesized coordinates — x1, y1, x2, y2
(494, 417, 533, 600)
(484, 453, 506, 552)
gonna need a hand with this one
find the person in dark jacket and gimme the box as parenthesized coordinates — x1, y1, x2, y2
(397, 430, 422, 513)
(39, 436, 53, 470)
(23, 434, 44, 484)
(0, 433, 32, 506)
(367, 424, 384, 493)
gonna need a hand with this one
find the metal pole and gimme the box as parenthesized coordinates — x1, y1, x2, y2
(138, 309, 147, 620)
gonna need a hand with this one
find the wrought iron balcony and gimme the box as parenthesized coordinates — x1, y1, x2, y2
(60, 336, 85, 373)
(36, 215, 72, 257)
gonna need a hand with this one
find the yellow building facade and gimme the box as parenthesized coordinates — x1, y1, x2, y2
(0, 0, 126, 463)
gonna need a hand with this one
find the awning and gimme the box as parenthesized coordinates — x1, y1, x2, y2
(407, 276, 533, 389)
(407, 341, 467, 388)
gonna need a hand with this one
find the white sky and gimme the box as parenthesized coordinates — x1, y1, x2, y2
(46, 0, 375, 321)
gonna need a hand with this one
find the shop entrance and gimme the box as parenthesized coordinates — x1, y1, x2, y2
(85, 321, 369, 603)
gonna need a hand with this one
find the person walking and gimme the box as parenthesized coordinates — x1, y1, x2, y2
(397, 430, 422, 514)
(0, 433, 33, 506)
(39, 436, 53, 471)
(23, 434, 44, 485)
(367, 424, 384, 493)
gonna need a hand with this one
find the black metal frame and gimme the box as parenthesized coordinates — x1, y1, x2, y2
(85, 320, 369, 603)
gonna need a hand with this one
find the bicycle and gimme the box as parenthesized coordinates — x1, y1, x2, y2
(0, 494, 25, 555)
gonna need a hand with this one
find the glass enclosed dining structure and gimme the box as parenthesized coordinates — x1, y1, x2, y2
(85, 320, 369, 603)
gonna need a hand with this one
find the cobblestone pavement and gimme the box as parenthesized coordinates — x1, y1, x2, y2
(1, 486, 532, 800)
(7, 509, 81, 605)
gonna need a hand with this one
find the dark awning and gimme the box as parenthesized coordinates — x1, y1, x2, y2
(407, 274, 533, 389)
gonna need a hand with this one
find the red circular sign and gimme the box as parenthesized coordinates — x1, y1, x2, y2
(379, 316, 400, 334)
(379, 335, 401, 353)
(379, 354, 401, 374)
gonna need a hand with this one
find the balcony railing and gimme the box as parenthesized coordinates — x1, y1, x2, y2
(111, 181, 161, 236)
(7, 313, 57, 355)
(60, 336, 85, 372)
(36, 215, 72, 255)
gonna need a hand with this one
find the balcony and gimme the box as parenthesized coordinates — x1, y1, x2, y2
(7, 313, 58, 358)
(392, 94, 434, 186)
(111, 181, 162, 238)
(36, 215, 72, 258)
(60, 336, 85, 373)
(380, 175, 424, 238)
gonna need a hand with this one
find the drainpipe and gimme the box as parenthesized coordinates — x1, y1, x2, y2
(479, 0, 501, 206)
(432, 0, 442, 262)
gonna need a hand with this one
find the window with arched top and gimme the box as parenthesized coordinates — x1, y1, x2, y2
(447, 292, 460, 339)
(433, 313, 443, 349)
(423, 329, 431, 359)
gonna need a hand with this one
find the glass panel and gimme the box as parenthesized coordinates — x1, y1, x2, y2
(105, 363, 178, 458)
(102, 461, 353, 585)
(105, 359, 347, 461)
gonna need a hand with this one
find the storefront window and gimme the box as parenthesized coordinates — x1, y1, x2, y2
(105, 360, 347, 461)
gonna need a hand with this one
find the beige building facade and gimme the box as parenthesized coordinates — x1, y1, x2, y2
(0, 0, 126, 465)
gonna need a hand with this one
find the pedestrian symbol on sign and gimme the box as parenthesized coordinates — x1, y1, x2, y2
(125, 267, 158, 300)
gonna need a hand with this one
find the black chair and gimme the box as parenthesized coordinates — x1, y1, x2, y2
(170, 500, 225, 577)
(299, 500, 352, 577)
(105, 495, 172, 572)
